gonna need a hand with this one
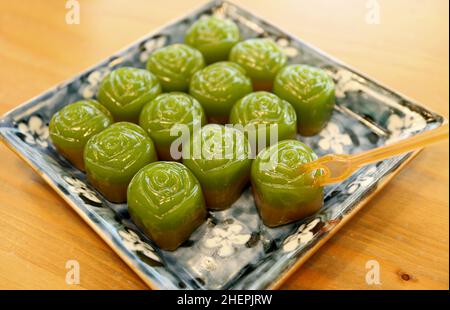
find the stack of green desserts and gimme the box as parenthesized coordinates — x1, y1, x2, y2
(49, 15, 336, 250)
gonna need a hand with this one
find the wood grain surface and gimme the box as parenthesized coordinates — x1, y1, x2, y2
(0, 0, 448, 290)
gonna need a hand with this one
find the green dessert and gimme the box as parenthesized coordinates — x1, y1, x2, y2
(84, 122, 157, 203)
(127, 162, 207, 251)
(185, 16, 240, 64)
(229, 38, 287, 91)
(251, 140, 323, 227)
(97, 67, 161, 123)
(146, 44, 205, 92)
(273, 64, 335, 136)
(182, 124, 252, 210)
(49, 100, 113, 171)
(189, 62, 252, 124)
(229, 91, 297, 151)
(139, 92, 206, 161)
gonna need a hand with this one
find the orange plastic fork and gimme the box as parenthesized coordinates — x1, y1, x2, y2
(301, 123, 449, 186)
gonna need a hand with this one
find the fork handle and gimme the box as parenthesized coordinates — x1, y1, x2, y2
(309, 122, 449, 186)
(351, 122, 449, 168)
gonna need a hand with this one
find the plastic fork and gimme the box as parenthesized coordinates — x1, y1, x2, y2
(301, 122, 449, 186)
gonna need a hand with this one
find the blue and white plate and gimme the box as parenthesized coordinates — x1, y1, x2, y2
(0, 0, 444, 289)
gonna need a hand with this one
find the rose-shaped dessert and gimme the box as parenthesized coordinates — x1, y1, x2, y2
(251, 140, 323, 227)
(49, 100, 113, 171)
(229, 38, 287, 91)
(146, 44, 205, 92)
(274, 64, 335, 136)
(185, 16, 240, 64)
(229, 91, 297, 152)
(189, 62, 252, 124)
(84, 122, 157, 202)
(127, 161, 206, 250)
(182, 124, 252, 210)
(139, 92, 206, 160)
(96, 67, 161, 123)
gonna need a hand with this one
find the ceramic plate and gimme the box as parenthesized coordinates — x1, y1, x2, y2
(0, 0, 444, 290)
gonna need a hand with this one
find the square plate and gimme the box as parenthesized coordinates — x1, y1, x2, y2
(0, 0, 444, 290)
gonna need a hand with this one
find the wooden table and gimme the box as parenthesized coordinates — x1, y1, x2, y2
(0, 0, 448, 290)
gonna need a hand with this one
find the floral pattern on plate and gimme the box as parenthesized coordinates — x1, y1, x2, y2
(317, 122, 353, 154)
(119, 228, 162, 265)
(16, 115, 49, 148)
(282, 218, 322, 252)
(62, 175, 103, 207)
(386, 112, 428, 143)
(79, 67, 111, 99)
(202, 220, 251, 258)
(139, 35, 168, 63)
